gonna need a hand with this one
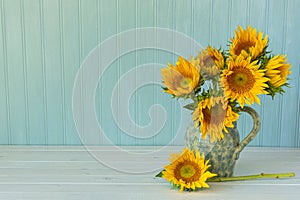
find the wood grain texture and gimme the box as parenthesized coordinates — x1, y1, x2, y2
(0, 0, 299, 146)
(0, 146, 299, 200)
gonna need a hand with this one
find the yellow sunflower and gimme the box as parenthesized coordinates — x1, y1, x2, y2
(221, 56, 269, 107)
(230, 25, 268, 60)
(192, 96, 239, 142)
(162, 148, 216, 192)
(195, 46, 224, 78)
(189, 55, 201, 72)
(265, 55, 292, 88)
(161, 56, 200, 96)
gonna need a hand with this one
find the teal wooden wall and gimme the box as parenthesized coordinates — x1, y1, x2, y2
(0, 0, 299, 146)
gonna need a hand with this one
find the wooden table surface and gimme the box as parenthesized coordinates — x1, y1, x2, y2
(0, 146, 299, 200)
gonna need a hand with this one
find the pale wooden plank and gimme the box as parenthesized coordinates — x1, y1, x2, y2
(0, 184, 299, 200)
(0, 147, 299, 176)
(1, 145, 298, 152)
(0, 145, 185, 152)
(0, 174, 298, 185)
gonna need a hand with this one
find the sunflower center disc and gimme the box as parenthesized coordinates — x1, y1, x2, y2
(180, 165, 196, 179)
(180, 78, 192, 89)
(228, 67, 255, 93)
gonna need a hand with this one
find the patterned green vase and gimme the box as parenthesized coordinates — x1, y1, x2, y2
(185, 106, 260, 177)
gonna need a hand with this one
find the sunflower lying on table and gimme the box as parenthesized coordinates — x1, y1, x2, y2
(161, 148, 216, 192)
(156, 25, 294, 192)
(156, 148, 294, 192)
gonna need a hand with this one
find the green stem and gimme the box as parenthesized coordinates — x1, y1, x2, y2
(207, 172, 295, 182)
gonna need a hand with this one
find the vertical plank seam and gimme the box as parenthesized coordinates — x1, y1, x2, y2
(297, 64, 300, 147)
(279, 0, 288, 147)
(261, 0, 279, 146)
(58, 0, 66, 145)
(209, 0, 213, 45)
(227, 0, 232, 40)
(260, 0, 270, 147)
(153, 0, 157, 146)
(171, 0, 176, 145)
(117, 0, 120, 145)
(97, 0, 102, 145)
(277, 1, 287, 147)
(20, 0, 30, 144)
(135, 0, 138, 145)
(191, 0, 194, 57)
(0, 0, 11, 144)
(78, 0, 84, 143)
(246, 0, 250, 25)
(296, 0, 300, 148)
(190, 0, 194, 145)
(39, 0, 48, 145)
(298, 64, 300, 148)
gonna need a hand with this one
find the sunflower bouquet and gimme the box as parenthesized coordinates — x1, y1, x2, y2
(157, 25, 293, 191)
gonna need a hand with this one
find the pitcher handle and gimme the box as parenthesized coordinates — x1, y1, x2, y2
(235, 106, 261, 155)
